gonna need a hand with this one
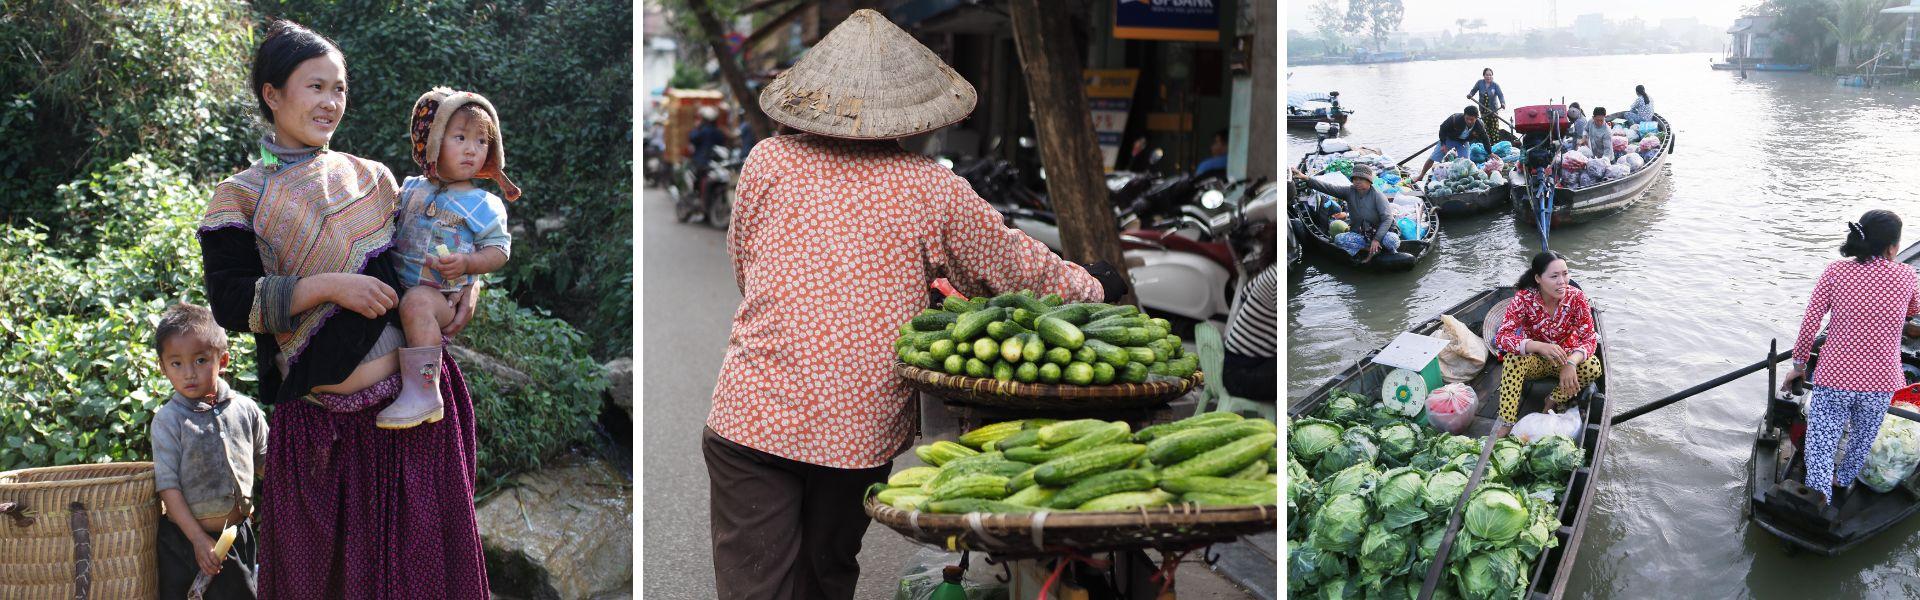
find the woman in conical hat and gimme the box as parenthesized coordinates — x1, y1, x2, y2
(702, 9, 1129, 599)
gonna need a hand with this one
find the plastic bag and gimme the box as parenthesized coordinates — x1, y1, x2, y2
(1483, 155, 1504, 174)
(1605, 164, 1630, 180)
(1490, 141, 1514, 156)
(1625, 153, 1645, 170)
(1859, 412, 1920, 493)
(1424, 383, 1481, 434)
(1468, 142, 1489, 163)
(1611, 135, 1629, 154)
(1334, 231, 1367, 255)
(893, 548, 1012, 600)
(1512, 408, 1584, 444)
(1434, 315, 1489, 383)
(1397, 217, 1421, 241)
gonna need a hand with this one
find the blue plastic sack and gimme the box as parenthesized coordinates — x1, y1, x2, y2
(1490, 141, 1513, 156)
(1397, 217, 1421, 240)
(1333, 232, 1367, 255)
(1636, 122, 1659, 135)
(1468, 143, 1489, 163)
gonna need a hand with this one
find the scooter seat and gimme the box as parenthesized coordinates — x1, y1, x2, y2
(1122, 229, 1236, 273)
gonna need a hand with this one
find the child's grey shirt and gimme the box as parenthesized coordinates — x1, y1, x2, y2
(150, 380, 268, 520)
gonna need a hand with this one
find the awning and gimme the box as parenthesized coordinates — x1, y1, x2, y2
(1727, 22, 1753, 34)
(1883, 0, 1920, 14)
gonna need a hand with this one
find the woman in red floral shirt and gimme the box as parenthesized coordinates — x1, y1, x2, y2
(700, 11, 1127, 600)
(1493, 251, 1602, 433)
(1782, 210, 1920, 506)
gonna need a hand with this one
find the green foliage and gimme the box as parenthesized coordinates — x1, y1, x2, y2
(1, 155, 606, 486)
(254, 0, 633, 357)
(0, 156, 255, 472)
(458, 288, 609, 486)
(0, 0, 255, 223)
(670, 61, 709, 89)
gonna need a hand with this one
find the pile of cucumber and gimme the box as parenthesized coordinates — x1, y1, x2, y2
(874, 414, 1280, 515)
(894, 290, 1200, 386)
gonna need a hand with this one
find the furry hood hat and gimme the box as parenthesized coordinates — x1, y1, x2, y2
(410, 87, 521, 201)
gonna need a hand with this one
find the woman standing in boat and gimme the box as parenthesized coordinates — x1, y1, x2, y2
(1492, 251, 1602, 436)
(1466, 67, 1505, 120)
(1783, 210, 1920, 505)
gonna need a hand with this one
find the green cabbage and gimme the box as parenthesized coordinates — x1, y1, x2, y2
(1462, 485, 1529, 545)
(1288, 539, 1349, 588)
(1308, 493, 1372, 554)
(1525, 435, 1582, 483)
(1319, 463, 1380, 500)
(1489, 438, 1527, 481)
(1452, 548, 1527, 600)
(1422, 469, 1471, 516)
(1375, 467, 1429, 529)
(1377, 422, 1422, 465)
(1513, 496, 1560, 561)
(1431, 434, 1481, 460)
(1323, 390, 1370, 423)
(1358, 521, 1415, 579)
(1315, 433, 1380, 479)
(1289, 457, 1318, 510)
(1291, 418, 1345, 463)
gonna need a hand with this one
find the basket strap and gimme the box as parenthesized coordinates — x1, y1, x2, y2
(70, 501, 92, 600)
(1027, 511, 1050, 550)
(0, 501, 35, 528)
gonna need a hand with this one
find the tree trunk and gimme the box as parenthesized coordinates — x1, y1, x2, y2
(1006, 0, 1131, 292)
(687, 0, 777, 137)
(1246, 0, 1277, 184)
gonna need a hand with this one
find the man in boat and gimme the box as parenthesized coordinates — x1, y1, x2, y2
(1414, 105, 1480, 184)
(1579, 106, 1614, 163)
(1467, 67, 1505, 120)
(1290, 164, 1398, 259)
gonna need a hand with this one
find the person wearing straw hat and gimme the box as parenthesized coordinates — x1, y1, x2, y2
(702, 9, 1129, 599)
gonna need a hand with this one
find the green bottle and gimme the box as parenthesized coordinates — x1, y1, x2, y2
(929, 566, 968, 600)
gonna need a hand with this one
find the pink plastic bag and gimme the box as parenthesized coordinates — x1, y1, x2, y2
(1424, 383, 1481, 434)
(1611, 135, 1629, 154)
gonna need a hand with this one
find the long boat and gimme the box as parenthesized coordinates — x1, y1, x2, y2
(1509, 114, 1674, 228)
(1748, 241, 1920, 556)
(1289, 154, 1439, 273)
(1711, 62, 1813, 72)
(1290, 287, 1613, 599)
(1425, 183, 1510, 218)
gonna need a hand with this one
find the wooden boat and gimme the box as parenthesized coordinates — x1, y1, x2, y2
(1510, 114, 1674, 228)
(1290, 287, 1613, 599)
(1425, 183, 1511, 218)
(1748, 241, 1920, 556)
(1288, 155, 1439, 273)
(1711, 62, 1813, 72)
(1288, 91, 1352, 131)
(1289, 110, 1351, 130)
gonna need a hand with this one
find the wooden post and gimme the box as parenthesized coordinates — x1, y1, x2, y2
(687, 0, 777, 138)
(1007, 0, 1132, 290)
(1245, 0, 1277, 184)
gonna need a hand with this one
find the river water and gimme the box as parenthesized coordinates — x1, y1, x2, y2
(1287, 53, 1920, 598)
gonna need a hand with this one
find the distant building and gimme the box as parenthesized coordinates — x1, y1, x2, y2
(1726, 15, 1778, 63)
(1573, 14, 1607, 40)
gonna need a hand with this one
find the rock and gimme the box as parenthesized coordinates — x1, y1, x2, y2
(477, 455, 632, 599)
(603, 358, 632, 419)
(536, 215, 568, 236)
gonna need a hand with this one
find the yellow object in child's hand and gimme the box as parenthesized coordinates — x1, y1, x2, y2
(433, 244, 452, 257)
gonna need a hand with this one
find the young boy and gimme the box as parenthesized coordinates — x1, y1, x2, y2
(150, 302, 267, 598)
(382, 87, 522, 429)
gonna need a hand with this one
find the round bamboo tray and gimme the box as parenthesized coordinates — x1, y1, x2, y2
(896, 363, 1203, 410)
(864, 497, 1275, 559)
(0, 462, 159, 599)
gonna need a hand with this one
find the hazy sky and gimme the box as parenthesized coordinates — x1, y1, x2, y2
(1283, 0, 1754, 34)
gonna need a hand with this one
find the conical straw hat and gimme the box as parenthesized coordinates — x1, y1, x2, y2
(758, 9, 977, 140)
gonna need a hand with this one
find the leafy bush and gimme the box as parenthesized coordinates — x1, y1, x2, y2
(1, 156, 606, 485)
(0, 0, 255, 223)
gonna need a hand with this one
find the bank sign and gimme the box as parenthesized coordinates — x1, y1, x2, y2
(1113, 0, 1219, 43)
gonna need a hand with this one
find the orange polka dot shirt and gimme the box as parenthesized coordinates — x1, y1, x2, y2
(707, 134, 1105, 469)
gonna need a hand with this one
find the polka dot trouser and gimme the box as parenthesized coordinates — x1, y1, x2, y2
(1803, 386, 1892, 504)
(1498, 354, 1604, 423)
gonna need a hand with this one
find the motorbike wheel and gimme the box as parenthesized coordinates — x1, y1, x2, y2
(674, 192, 697, 223)
(706, 183, 733, 229)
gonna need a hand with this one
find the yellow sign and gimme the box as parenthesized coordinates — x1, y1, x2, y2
(1084, 69, 1140, 170)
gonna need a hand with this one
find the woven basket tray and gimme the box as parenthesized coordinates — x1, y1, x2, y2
(0, 462, 160, 599)
(896, 363, 1202, 410)
(865, 497, 1276, 559)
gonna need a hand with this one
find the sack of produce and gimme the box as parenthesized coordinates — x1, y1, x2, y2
(1424, 383, 1480, 434)
(1433, 315, 1489, 384)
(1610, 135, 1629, 154)
(1860, 412, 1920, 493)
(1490, 141, 1514, 157)
(1638, 134, 1660, 151)
(1489, 170, 1508, 187)
(1511, 408, 1583, 444)
(1397, 217, 1421, 241)
(1559, 153, 1588, 171)
(1468, 142, 1489, 163)
(1605, 163, 1630, 180)
(1483, 155, 1504, 174)
(1334, 231, 1367, 255)
(1583, 160, 1607, 179)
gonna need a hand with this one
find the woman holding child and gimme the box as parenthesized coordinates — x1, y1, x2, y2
(194, 19, 514, 597)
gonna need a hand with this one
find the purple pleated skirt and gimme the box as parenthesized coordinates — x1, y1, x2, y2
(257, 350, 488, 599)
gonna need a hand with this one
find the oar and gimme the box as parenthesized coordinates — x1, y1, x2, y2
(1417, 415, 1504, 600)
(1399, 139, 1439, 167)
(1613, 347, 1793, 425)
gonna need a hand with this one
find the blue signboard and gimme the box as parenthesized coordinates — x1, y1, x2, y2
(1113, 0, 1220, 43)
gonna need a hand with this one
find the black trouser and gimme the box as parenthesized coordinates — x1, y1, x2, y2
(1224, 351, 1277, 402)
(157, 517, 257, 599)
(703, 427, 892, 600)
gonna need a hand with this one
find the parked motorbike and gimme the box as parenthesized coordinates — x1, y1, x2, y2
(1121, 179, 1273, 331)
(670, 145, 740, 229)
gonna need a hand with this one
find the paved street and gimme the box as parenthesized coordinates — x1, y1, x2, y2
(638, 188, 1266, 599)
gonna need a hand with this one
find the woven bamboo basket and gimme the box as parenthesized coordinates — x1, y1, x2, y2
(864, 497, 1276, 559)
(0, 462, 159, 599)
(896, 363, 1202, 410)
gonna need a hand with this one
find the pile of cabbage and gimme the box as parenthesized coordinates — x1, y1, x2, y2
(1287, 390, 1585, 599)
(1424, 156, 1507, 197)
